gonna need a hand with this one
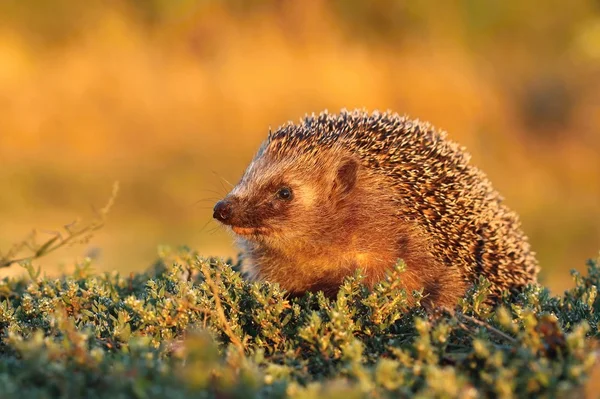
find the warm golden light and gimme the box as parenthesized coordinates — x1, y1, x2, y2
(0, 0, 598, 296)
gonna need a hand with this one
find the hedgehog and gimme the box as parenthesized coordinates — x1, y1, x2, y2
(213, 109, 539, 308)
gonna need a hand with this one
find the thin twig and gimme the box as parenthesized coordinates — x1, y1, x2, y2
(0, 182, 119, 269)
(459, 314, 517, 344)
(199, 261, 245, 354)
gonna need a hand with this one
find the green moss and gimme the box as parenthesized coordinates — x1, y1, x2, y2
(0, 248, 598, 398)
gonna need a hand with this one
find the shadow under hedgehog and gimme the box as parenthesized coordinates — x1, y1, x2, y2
(213, 109, 539, 309)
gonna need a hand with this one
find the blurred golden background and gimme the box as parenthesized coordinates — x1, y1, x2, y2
(0, 0, 598, 293)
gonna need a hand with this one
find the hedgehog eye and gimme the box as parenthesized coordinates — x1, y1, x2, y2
(275, 186, 293, 201)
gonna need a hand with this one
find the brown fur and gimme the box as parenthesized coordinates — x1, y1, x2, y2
(214, 109, 539, 309)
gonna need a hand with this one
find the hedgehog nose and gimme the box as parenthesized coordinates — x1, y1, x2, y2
(213, 200, 232, 223)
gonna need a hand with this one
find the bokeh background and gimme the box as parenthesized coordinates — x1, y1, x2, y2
(0, 0, 599, 293)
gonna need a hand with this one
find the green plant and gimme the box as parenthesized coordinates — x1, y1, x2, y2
(0, 244, 598, 398)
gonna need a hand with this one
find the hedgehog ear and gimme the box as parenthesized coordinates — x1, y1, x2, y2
(333, 157, 359, 196)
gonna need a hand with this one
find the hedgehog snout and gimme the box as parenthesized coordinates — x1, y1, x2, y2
(213, 200, 233, 224)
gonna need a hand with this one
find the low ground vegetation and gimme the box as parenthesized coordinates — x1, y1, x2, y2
(0, 243, 598, 398)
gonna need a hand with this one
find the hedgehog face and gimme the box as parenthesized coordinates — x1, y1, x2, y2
(213, 145, 360, 248)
